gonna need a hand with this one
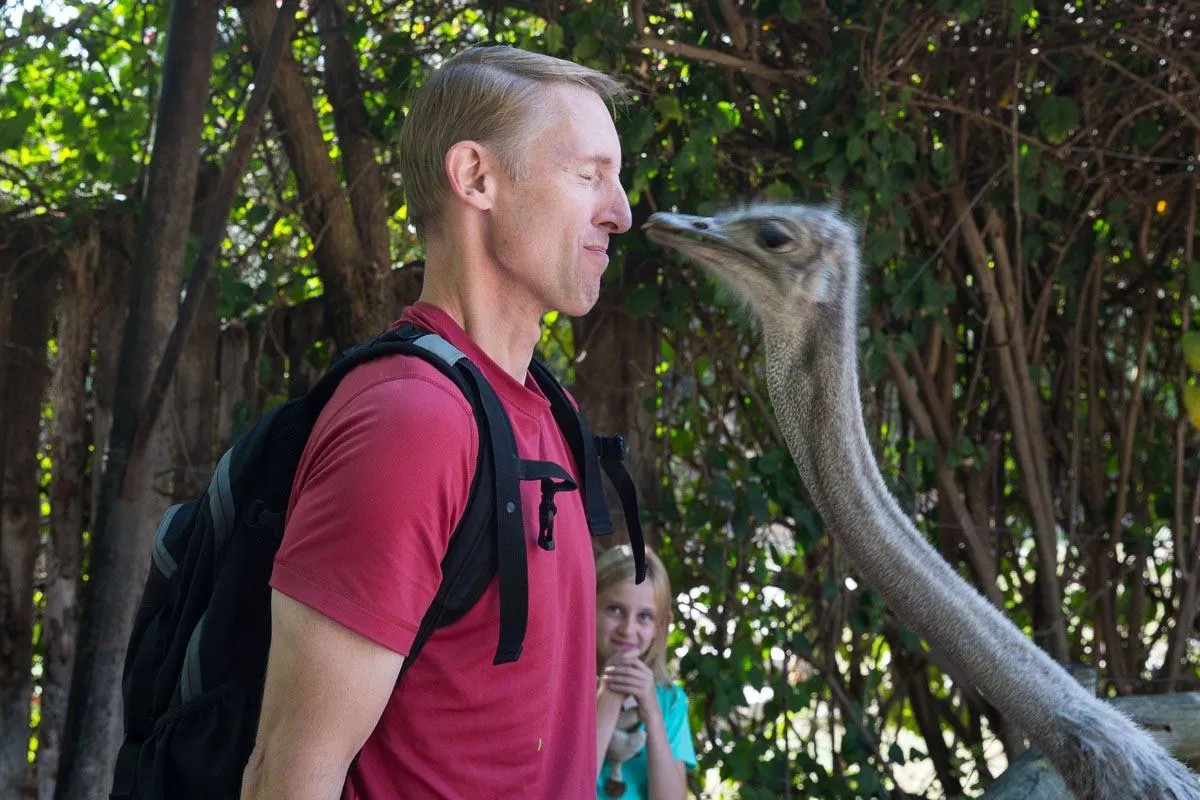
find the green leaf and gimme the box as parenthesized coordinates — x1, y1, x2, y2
(1184, 382, 1200, 430)
(1186, 261, 1200, 301)
(624, 109, 656, 152)
(245, 203, 271, 226)
(1018, 182, 1038, 214)
(957, 0, 987, 20)
(864, 154, 885, 189)
(894, 133, 917, 164)
(1132, 116, 1160, 149)
(1037, 96, 1079, 145)
(825, 155, 846, 187)
(781, 0, 802, 23)
(0, 108, 36, 152)
(1183, 333, 1200, 371)
(1043, 162, 1065, 205)
(763, 180, 794, 202)
(846, 135, 865, 164)
(810, 135, 836, 164)
(1010, 0, 1033, 36)
(713, 101, 740, 135)
(790, 630, 813, 656)
(543, 22, 565, 54)
(670, 427, 696, 457)
(625, 283, 658, 317)
(758, 446, 787, 475)
(931, 146, 954, 178)
(864, 110, 883, 132)
(653, 94, 684, 125)
(571, 35, 600, 62)
(747, 485, 770, 521)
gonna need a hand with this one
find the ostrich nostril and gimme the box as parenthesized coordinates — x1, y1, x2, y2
(692, 221, 709, 230)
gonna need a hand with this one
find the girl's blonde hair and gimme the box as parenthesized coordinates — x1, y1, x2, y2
(596, 545, 674, 685)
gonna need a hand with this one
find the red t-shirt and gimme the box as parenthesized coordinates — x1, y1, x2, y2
(270, 302, 597, 799)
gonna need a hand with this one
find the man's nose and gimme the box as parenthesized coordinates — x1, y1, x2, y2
(598, 183, 633, 234)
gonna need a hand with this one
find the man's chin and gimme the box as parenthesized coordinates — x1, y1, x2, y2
(557, 296, 600, 318)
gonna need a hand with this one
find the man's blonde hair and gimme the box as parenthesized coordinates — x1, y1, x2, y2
(397, 45, 631, 237)
(596, 545, 675, 686)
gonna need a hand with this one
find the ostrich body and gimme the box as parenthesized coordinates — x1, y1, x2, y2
(644, 204, 1199, 799)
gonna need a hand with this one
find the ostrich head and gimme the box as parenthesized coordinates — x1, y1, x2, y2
(642, 204, 861, 339)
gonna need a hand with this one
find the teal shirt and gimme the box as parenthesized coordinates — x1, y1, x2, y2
(597, 684, 697, 800)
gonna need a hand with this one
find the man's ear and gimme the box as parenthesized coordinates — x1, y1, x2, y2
(444, 141, 496, 213)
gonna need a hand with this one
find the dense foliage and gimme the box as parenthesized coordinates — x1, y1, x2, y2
(2, 1, 1197, 797)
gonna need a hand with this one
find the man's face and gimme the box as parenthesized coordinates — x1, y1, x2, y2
(488, 84, 632, 318)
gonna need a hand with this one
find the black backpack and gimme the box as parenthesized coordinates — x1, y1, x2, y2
(109, 321, 647, 800)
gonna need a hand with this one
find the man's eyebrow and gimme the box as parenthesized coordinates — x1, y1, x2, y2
(574, 154, 617, 167)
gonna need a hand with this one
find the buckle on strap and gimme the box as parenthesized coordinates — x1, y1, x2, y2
(595, 434, 628, 461)
(519, 460, 577, 552)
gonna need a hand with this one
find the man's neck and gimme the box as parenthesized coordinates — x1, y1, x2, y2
(419, 245, 542, 384)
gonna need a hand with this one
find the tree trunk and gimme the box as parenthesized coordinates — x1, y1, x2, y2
(37, 226, 101, 800)
(0, 227, 18, 800)
(167, 276, 219, 502)
(239, 0, 391, 350)
(315, 0, 392, 276)
(56, 1, 220, 795)
(166, 164, 222, 503)
(215, 324, 254, 451)
(282, 297, 325, 398)
(0, 225, 59, 800)
(88, 213, 135, 538)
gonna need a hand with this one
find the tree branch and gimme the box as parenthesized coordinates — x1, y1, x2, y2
(632, 36, 807, 82)
(952, 185, 1069, 660)
(238, 0, 385, 350)
(883, 340, 1000, 601)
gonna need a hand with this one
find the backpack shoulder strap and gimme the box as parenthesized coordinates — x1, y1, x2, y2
(527, 360, 611, 535)
(528, 358, 647, 584)
(344, 323, 533, 667)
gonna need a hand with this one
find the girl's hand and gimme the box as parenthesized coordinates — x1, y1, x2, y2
(597, 650, 635, 703)
(601, 654, 662, 723)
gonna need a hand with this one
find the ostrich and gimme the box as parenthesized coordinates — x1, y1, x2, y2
(643, 204, 1200, 799)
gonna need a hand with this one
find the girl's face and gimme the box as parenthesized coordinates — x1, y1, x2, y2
(598, 577, 659, 664)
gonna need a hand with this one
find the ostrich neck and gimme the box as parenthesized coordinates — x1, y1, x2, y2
(760, 312, 1090, 763)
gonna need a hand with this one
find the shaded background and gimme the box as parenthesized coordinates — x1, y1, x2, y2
(0, 0, 1197, 797)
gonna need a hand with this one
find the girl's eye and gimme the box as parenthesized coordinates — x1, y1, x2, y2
(638, 612, 654, 623)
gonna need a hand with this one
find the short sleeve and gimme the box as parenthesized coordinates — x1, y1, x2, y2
(270, 365, 478, 656)
(660, 684, 697, 768)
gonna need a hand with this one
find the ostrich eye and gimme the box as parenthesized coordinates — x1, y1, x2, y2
(756, 221, 794, 251)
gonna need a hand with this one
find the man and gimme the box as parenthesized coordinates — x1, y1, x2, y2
(239, 46, 632, 799)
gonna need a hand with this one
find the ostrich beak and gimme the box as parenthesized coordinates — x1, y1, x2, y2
(644, 211, 748, 280)
(642, 213, 727, 251)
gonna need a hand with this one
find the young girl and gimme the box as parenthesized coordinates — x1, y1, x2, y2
(595, 545, 696, 800)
